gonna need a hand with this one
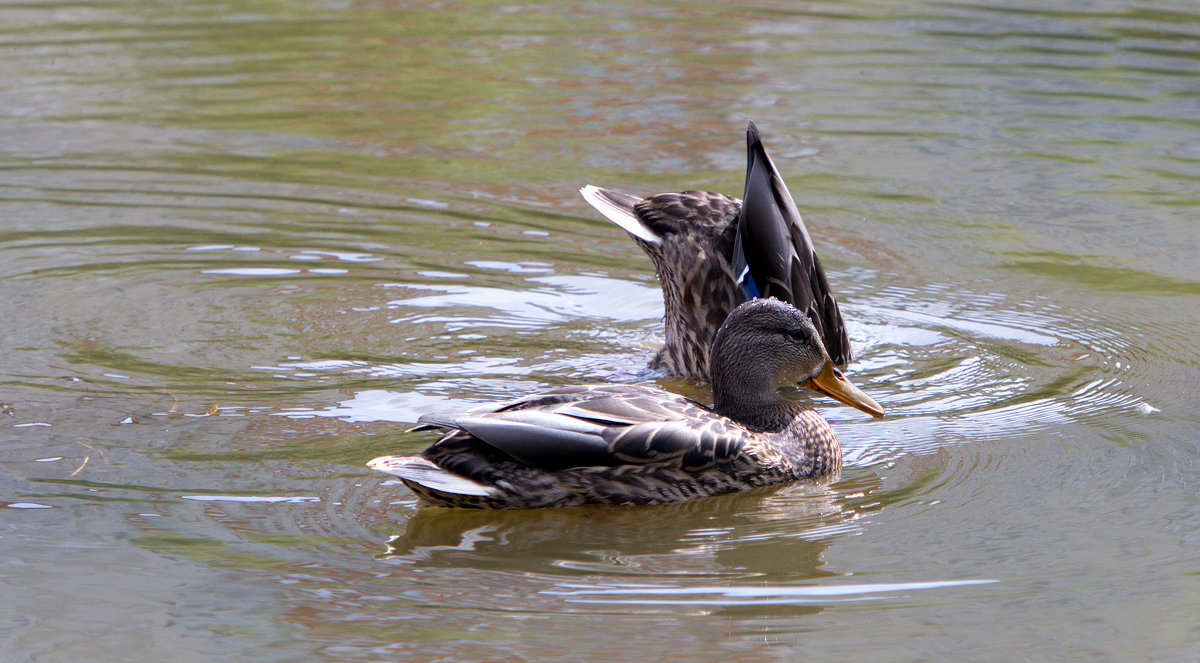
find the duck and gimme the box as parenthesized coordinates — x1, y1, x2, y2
(367, 297, 884, 509)
(580, 121, 850, 379)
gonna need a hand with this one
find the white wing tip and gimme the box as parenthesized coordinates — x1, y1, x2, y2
(579, 184, 662, 244)
(367, 455, 499, 498)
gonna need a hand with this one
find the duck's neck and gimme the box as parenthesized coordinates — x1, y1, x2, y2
(712, 377, 805, 433)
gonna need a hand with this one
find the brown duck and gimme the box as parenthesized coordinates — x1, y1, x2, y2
(580, 121, 850, 379)
(367, 298, 883, 509)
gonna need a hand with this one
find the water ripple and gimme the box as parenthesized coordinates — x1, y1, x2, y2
(542, 578, 997, 607)
(830, 279, 1170, 466)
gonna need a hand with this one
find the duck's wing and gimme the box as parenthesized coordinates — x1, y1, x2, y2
(416, 385, 747, 472)
(732, 121, 852, 366)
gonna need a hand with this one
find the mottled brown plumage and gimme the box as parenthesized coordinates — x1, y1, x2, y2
(367, 299, 883, 509)
(579, 122, 851, 378)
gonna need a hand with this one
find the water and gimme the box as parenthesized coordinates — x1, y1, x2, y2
(2, 0, 1198, 659)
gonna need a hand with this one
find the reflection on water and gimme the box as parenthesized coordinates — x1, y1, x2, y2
(378, 482, 846, 575)
(542, 579, 997, 608)
(3, 0, 1199, 660)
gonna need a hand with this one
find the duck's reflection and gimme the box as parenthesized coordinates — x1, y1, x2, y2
(373, 473, 878, 583)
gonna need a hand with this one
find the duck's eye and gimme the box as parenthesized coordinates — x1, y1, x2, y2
(786, 328, 807, 342)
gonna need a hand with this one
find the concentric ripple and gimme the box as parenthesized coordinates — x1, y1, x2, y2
(834, 277, 1170, 466)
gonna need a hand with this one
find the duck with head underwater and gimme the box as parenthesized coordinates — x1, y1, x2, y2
(368, 297, 883, 509)
(581, 121, 850, 379)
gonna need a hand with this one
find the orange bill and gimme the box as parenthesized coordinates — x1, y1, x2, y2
(805, 362, 885, 418)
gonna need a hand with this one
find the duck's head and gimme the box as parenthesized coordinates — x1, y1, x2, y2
(710, 298, 884, 419)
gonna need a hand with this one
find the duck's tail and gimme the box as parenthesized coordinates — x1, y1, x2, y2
(367, 455, 499, 498)
(579, 185, 662, 244)
(735, 121, 852, 367)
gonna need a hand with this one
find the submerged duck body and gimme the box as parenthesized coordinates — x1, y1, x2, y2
(581, 122, 851, 379)
(368, 299, 883, 509)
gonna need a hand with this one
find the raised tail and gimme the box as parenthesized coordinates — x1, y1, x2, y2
(733, 121, 852, 366)
(579, 185, 662, 244)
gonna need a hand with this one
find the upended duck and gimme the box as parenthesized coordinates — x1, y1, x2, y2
(367, 298, 883, 509)
(580, 121, 849, 379)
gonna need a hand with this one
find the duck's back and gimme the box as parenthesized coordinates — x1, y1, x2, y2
(371, 383, 838, 509)
(631, 192, 746, 377)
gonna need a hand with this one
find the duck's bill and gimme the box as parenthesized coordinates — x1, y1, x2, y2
(805, 363, 885, 418)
